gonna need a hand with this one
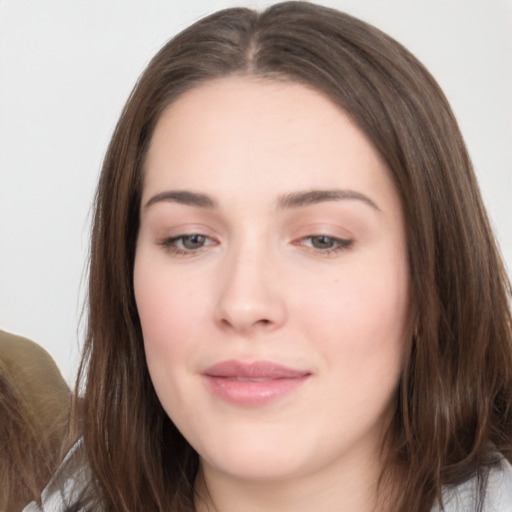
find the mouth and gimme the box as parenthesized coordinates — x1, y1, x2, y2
(202, 360, 311, 407)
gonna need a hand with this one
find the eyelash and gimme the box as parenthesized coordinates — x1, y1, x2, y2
(158, 233, 353, 257)
(158, 234, 216, 256)
(296, 235, 354, 256)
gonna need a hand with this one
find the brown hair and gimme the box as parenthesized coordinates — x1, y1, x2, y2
(0, 332, 70, 511)
(74, 2, 512, 511)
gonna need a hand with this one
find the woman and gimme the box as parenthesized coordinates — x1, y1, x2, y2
(25, 2, 512, 511)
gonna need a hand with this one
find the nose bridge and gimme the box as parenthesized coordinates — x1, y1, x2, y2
(214, 232, 285, 333)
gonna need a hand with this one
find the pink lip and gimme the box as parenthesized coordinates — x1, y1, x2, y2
(202, 360, 311, 407)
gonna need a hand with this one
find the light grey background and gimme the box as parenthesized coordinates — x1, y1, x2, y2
(1, 0, 511, 384)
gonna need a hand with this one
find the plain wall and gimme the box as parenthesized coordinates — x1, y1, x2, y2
(1, 0, 511, 383)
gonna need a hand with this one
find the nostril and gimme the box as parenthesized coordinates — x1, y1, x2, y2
(220, 317, 273, 330)
(220, 318, 232, 328)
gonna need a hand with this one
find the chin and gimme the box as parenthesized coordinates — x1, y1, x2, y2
(197, 436, 311, 482)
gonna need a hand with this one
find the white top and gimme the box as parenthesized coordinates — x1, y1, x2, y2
(434, 457, 512, 511)
(23, 440, 512, 511)
(23, 439, 88, 512)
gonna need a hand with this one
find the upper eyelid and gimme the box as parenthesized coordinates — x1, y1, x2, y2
(156, 230, 353, 241)
(153, 223, 218, 239)
(151, 219, 356, 243)
(157, 234, 217, 256)
(290, 224, 354, 240)
(162, 233, 216, 244)
(295, 234, 353, 246)
(300, 234, 352, 241)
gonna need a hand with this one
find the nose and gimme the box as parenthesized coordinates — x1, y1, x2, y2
(214, 244, 286, 335)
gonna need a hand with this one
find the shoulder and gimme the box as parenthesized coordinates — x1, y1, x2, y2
(479, 457, 512, 511)
(431, 457, 512, 512)
(22, 439, 94, 512)
(0, 329, 69, 401)
(0, 329, 57, 370)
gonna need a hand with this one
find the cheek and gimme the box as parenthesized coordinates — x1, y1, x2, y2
(134, 261, 197, 398)
(133, 255, 208, 419)
(295, 250, 408, 369)
(134, 252, 209, 350)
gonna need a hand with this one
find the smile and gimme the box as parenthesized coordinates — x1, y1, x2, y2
(202, 360, 311, 407)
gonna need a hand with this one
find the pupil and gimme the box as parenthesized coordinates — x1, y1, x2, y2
(183, 235, 205, 249)
(312, 236, 333, 249)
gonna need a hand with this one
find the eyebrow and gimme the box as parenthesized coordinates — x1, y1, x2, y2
(144, 188, 380, 212)
(144, 190, 216, 209)
(277, 189, 380, 211)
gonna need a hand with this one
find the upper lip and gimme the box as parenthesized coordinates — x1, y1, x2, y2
(203, 360, 310, 379)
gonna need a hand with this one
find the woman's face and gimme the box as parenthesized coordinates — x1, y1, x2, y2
(134, 77, 408, 488)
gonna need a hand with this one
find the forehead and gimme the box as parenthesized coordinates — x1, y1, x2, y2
(143, 77, 396, 207)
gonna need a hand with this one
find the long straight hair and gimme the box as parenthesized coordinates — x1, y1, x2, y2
(74, 2, 512, 511)
(0, 339, 69, 511)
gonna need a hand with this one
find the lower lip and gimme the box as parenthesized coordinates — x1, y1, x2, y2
(204, 375, 309, 407)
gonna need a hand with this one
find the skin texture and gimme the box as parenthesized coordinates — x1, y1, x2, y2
(134, 77, 409, 512)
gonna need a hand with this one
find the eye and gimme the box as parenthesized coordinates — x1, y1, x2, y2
(178, 234, 208, 250)
(296, 235, 353, 255)
(158, 233, 216, 255)
(309, 235, 340, 249)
